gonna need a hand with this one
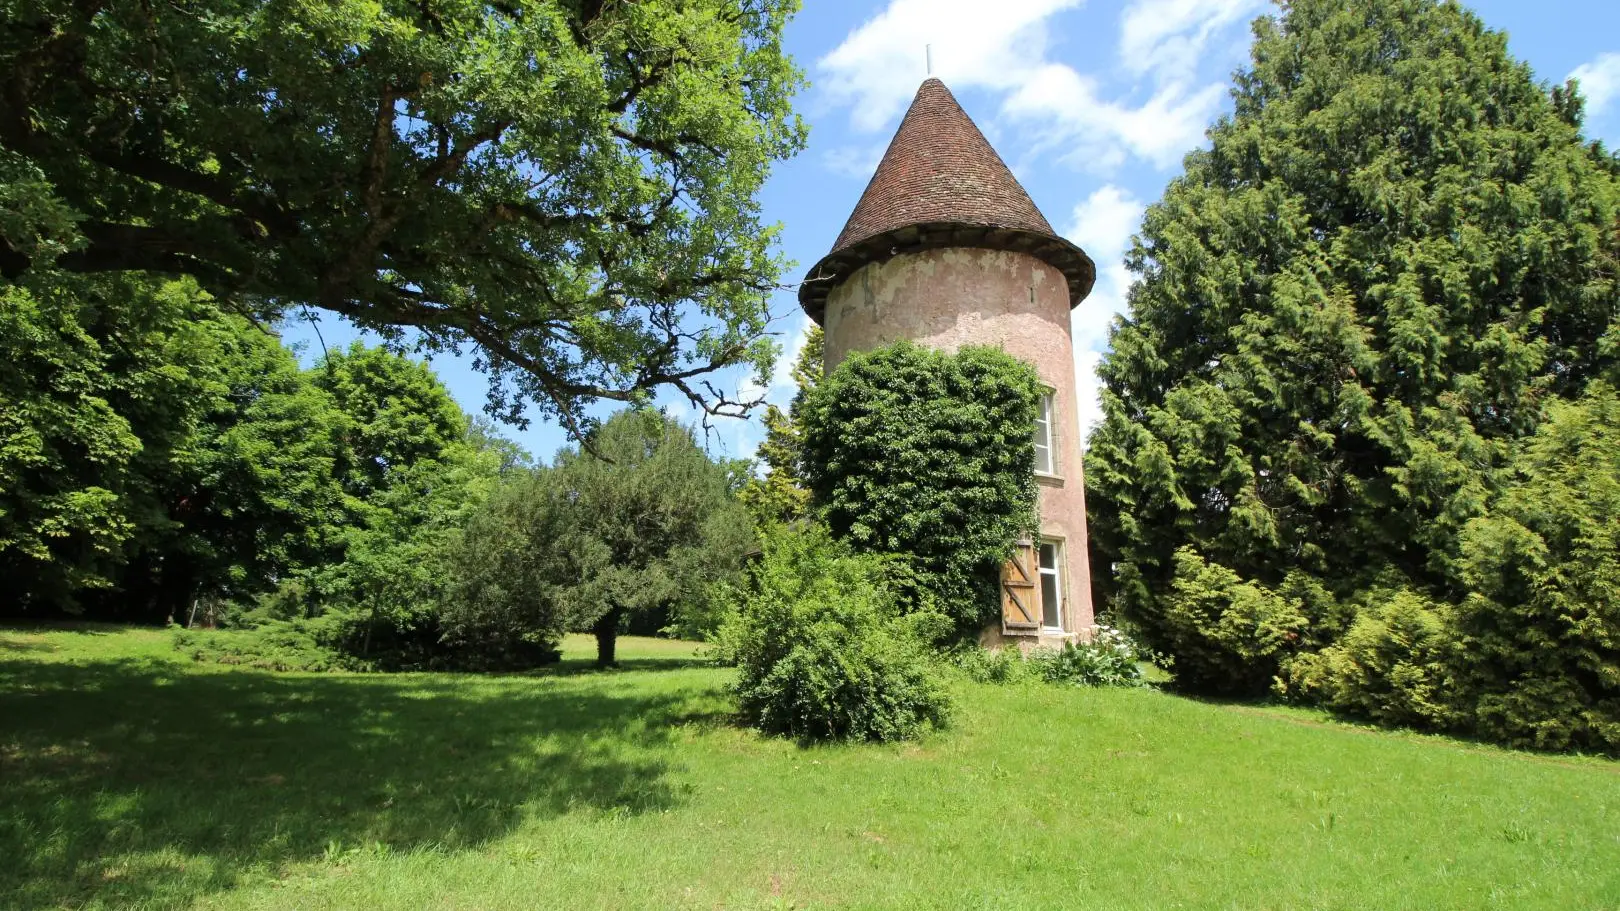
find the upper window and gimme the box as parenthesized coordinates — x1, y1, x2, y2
(1033, 392, 1056, 475)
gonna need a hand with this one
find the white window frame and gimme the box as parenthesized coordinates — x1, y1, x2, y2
(1038, 537, 1064, 632)
(1033, 390, 1058, 477)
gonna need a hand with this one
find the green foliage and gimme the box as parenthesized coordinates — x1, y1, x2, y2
(0, 278, 151, 604)
(715, 525, 951, 743)
(800, 341, 1042, 631)
(128, 315, 352, 618)
(1, 0, 805, 428)
(1284, 589, 1454, 729)
(318, 443, 513, 671)
(311, 345, 470, 503)
(0, 257, 520, 644)
(1451, 385, 1620, 751)
(173, 618, 352, 673)
(738, 325, 822, 527)
(1155, 549, 1311, 695)
(1026, 627, 1147, 689)
(445, 409, 751, 667)
(950, 625, 1148, 689)
(950, 644, 1033, 685)
(440, 467, 581, 670)
(0, 271, 334, 616)
(1086, 0, 1620, 729)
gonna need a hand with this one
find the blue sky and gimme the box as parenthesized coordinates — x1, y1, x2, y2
(283, 0, 1620, 464)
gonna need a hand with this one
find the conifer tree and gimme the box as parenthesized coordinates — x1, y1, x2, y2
(1086, 0, 1620, 696)
(739, 325, 822, 526)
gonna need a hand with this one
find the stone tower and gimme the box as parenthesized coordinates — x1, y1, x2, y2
(799, 78, 1097, 645)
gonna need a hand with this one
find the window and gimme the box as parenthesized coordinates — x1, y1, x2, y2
(1033, 392, 1056, 475)
(1038, 540, 1062, 630)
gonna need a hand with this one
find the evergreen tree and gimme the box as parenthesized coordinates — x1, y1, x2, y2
(739, 325, 822, 525)
(446, 409, 752, 667)
(1086, 0, 1620, 697)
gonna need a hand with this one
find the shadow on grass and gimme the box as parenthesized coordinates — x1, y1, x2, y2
(0, 656, 721, 909)
(535, 656, 711, 676)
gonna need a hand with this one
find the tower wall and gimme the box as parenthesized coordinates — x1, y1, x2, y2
(822, 247, 1095, 644)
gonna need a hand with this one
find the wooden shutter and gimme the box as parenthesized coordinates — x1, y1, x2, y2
(1001, 540, 1041, 632)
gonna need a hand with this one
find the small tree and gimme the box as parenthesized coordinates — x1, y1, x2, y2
(799, 342, 1041, 632)
(556, 410, 754, 665)
(446, 409, 752, 667)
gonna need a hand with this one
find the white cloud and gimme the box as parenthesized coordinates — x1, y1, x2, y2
(1067, 185, 1144, 350)
(1571, 52, 1620, 118)
(818, 0, 1084, 134)
(1120, 0, 1267, 84)
(1073, 348, 1107, 444)
(1065, 185, 1145, 440)
(1000, 64, 1224, 169)
(818, 0, 1246, 172)
(738, 313, 813, 408)
(822, 142, 888, 180)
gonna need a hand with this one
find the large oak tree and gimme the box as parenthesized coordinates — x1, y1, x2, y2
(1, 0, 805, 433)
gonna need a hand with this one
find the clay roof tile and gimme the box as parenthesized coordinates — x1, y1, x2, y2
(833, 78, 1054, 249)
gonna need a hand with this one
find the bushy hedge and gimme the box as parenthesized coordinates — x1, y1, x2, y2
(1283, 386, 1620, 754)
(799, 341, 1041, 632)
(715, 525, 951, 743)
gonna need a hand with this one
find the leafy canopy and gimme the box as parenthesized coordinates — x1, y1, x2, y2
(0, 0, 807, 434)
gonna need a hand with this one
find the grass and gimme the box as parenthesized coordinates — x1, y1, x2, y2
(2, 625, 1618, 910)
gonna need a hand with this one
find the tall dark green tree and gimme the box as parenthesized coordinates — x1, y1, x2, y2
(1086, 0, 1620, 696)
(1, 0, 805, 432)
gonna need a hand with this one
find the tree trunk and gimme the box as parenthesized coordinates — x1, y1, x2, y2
(593, 606, 623, 668)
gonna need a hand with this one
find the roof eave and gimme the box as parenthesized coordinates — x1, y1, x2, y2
(797, 222, 1097, 324)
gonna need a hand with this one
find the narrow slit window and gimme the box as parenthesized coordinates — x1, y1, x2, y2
(1033, 392, 1055, 475)
(1038, 540, 1062, 630)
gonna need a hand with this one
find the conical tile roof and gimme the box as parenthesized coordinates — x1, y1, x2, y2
(800, 79, 1094, 320)
(834, 79, 1055, 250)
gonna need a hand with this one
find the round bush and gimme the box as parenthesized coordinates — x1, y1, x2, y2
(715, 525, 951, 743)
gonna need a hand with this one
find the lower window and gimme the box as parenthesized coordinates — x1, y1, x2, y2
(1038, 540, 1063, 630)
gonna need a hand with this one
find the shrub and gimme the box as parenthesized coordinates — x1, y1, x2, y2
(1155, 548, 1308, 695)
(1449, 386, 1620, 754)
(1281, 590, 1455, 728)
(714, 525, 951, 743)
(173, 619, 351, 672)
(799, 341, 1041, 633)
(950, 645, 1032, 685)
(1027, 626, 1147, 688)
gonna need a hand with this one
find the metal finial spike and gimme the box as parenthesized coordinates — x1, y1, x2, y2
(926, 44, 933, 76)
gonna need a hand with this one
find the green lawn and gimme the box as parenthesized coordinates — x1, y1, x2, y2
(2, 626, 1617, 910)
